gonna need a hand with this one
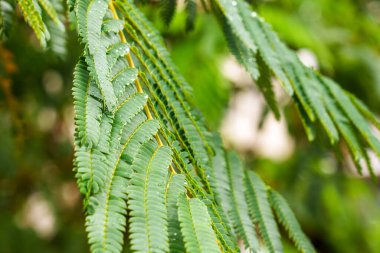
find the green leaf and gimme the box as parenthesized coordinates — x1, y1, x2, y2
(166, 174, 186, 253)
(17, 0, 48, 46)
(178, 195, 222, 253)
(225, 152, 260, 251)
(245, 171, 283, 253)
(160, 0, 176, 26)
(86, 0, 117, 111)
(256, 53, 280, 119)
(38, 0, 64, 30)
(185, 0, 197, 32)
(268, 189, 316, 253)
(322, 77, 380, 156)
(127, 142, 172, 253)
(73, 58, 103, 147)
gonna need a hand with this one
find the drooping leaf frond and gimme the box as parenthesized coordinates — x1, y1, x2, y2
(256, 53, 280, 120)
(166, 174, 186, 253)
(212, 0, 380, 175)
(185, 0, 197, 32)
(268, 189, 316, 253)
(72, 2, 173, 252)
(160, 0, 176, 26)
(8, 0, 380, 252)
(127, 141, 172, 253)
(16, 0, 66, 48)
(76, 0, 119, 111)
(38, 0, 63, 29)
(245, 171, 283, 253)
(70, 1, 380, 252)
(73, 58, 103, 148)
(84, 112, 161, 252)
(159, 0, 197, 31)
(116, 2, 239, 251)
(73, 58, 107, 199)
(225, 152, 260, 250)
(6, 0, 66, 51)
(178, 195, 222, 253)
(17, 0, 48, 46)
(44, 0, 66, 57)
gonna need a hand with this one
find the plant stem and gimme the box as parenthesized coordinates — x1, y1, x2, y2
(109, 1, 176, 174)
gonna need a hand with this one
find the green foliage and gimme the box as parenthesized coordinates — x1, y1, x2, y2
(224, 152, 260, 250)
(268, 189, 315, 253)
(17, 0, 48, 45)
(8, 0, 380, 253)
(45, 0, 66, 57)
(38, 0, 62, 29)
(1, 0, 65, 54)
(70, 0, 320, 251)
(0, 0, 13, 39)
(128, 142, 172, 253)
(184, 0, 197, 32)
(160, 0, 177, 26)
(14, 0, 64, 46)
(244, 171, 282, 252)
(177, 195, 221, 253)
(212, 0, 380, 176)
(166, 174, 186, 253)
(158, 0, 197, 30)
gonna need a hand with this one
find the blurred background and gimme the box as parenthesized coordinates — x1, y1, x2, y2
(1, 0, 380, 252)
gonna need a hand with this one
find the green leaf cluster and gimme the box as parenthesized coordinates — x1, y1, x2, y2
(16, 0, 380, 252)
(1, 0, 66, 55)
(212, 0, 380, 176)
(71, 0, 318, 252)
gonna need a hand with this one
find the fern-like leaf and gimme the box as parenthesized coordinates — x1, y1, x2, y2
(166, 174, 186, 253)
(245, 171, 283, 253)
(160, 0, 176, 26)
(85, 114, 161, 252)
(178, 195, 222, 253)
(71, 1, 367, 253)
(44, 0, 66, 57)
(17, 0, 48, 46)
(268, 189, 316, 253)
(76, 0, 118, 111)
(185, 0, 197, 32)
(225, 152, 260, 251)
(127, 141, 172, 253)
(38, 0, 64, 30)
(72, 58, 103, 147)
(256, 53, 280, 119)
(213, 0, 380, 173)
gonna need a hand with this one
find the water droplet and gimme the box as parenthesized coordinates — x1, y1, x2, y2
(251, 11, 257, 18)
(232, 1, 237, 6)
